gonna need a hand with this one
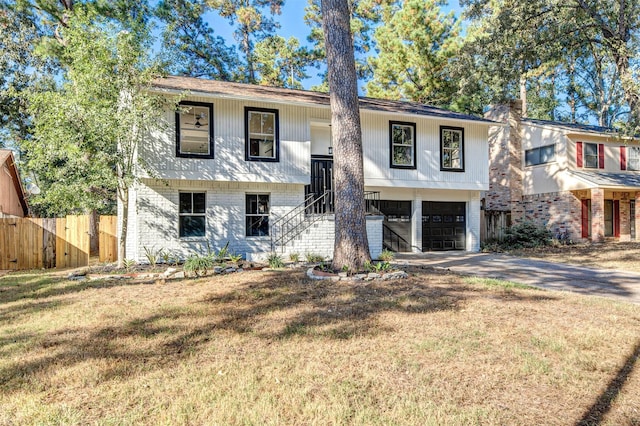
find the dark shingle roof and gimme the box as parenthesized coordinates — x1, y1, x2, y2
(523, 118, 615, 135)
(569, 170, 640, 188)
(152, 76, 495, 124)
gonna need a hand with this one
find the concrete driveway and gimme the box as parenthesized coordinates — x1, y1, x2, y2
(396, 252, 640, 305)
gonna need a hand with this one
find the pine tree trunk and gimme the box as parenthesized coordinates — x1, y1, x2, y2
(118, 187, 129, 268)
(519, 75, 527, 118)
(321, 0, 371, 272)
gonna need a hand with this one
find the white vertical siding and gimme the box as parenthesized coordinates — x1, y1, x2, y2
(141, 96, 310, 184)
(140, 94, 489, 190)
(361, 111, 489, 190)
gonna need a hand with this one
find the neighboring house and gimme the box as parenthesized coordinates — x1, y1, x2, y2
(0, 149, 29, 218)
(485, 100, 640, 242)
(121, 76, 494, 262)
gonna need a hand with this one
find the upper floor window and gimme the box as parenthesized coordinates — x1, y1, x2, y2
(628, 146, 640, 171)
(245, 107, 279, 162)
(440, 126, 464, 171)
(179, 192, 206, 238)
(576, 141, 604, 169)
(390, 121, 416, 169)
(584, 143, 599, 168)
(525, 144, 556, 166)
(175, 102, 214, 158)
(246, 194, 270, 236)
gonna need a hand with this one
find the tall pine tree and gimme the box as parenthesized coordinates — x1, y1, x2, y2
(366, 0, 462, 109)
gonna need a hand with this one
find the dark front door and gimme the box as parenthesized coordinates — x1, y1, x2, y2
(379, 200, 412, 252)
(422, 202, 466, 251)
(305, 156, 334, 214)
(581, 199, 591, 238)
(604, 200, 614, 237)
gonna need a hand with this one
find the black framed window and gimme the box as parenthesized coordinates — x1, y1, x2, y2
(584, 142, 598, 168)
(246, 194, 270, 236)
(179, 192, 206, 238)
(525, 144, 556, 166)
(245, 107, 279, 162)
(390, 121, 416, 169)
(440, 126, 464, 171)
(175, 101, 214, 158)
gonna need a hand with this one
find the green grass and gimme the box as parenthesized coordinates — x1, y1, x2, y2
(1, 267, 639, 425)
(463, 276, 534, 290)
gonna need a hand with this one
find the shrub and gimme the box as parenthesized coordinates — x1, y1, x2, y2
(143, 246, 162, 266)
(504, 222, 552, 248)
(374, 261, 392, 272)
(305, 253, 324, 263)
(485, 221, 553, 251)
(289, 252, 300, 262)
(378, 249, 395, 262)
(122, 258, 136, 272)
(267, 253, 285, 268)
(183, 254, 214, 277)
(216, 242, 230, 261)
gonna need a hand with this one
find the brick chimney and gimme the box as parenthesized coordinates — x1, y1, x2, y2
(484, 100, 524, 223)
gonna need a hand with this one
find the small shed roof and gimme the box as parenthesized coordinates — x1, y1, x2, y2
(0, 149, 29, 217)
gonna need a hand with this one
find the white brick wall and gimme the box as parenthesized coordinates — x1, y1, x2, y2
(271, 215, 383, 261)
(127, 178, 384, 263)
(130, 179, 306, 262)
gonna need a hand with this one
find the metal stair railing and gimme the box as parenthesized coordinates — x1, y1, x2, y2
(270, 190, 382, 252)
(271, 191, 331, 251)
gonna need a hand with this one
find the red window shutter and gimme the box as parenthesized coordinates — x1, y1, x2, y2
(581, 199, 589, 238)
(598, 144, 605, 169)
(620, 146, 627, 170)
(576, 141, 583, 167)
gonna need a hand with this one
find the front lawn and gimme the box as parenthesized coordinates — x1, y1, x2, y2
(511, 241, 640, 273)
(1, 267, 639, 425)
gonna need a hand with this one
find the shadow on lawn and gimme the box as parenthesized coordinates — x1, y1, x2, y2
(0, 268, 556, 393)
(577, 339, 640, 426)
(0, 273, 143, 305)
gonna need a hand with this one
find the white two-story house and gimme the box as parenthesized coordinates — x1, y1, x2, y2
(120, 76, 494, 262)
(485, 100, 640, 242)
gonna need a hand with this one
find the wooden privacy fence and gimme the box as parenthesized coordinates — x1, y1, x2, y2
(0, 215, 117, 270)
(481, 211, 511, 243)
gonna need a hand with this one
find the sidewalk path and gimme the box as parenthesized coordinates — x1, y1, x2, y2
(396, 252, 640, 305)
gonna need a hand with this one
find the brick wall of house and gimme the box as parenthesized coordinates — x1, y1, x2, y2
(522, 191, 583, 241)
(591, 188, 605, 242)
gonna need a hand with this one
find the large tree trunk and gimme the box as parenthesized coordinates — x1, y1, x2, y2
(321, 0, 371, 272)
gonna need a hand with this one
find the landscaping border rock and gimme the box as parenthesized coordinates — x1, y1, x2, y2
(306, 267, 408, 282)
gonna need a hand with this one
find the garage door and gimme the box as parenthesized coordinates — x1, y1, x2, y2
(422, 202, 466, 251)
(379, 200, 412, 252)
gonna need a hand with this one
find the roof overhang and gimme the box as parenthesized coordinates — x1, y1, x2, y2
(150, 76, 498, 127)
(568, 170, 640, 191)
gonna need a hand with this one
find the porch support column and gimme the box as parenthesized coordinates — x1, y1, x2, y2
(636, 191, 640, 241)
(619, 193, 631, 242)
(591, 188, 605, 242)
(412, 192, 422, 253)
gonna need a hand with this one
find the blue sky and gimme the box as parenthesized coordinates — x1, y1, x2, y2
(196, 1, 464, 89)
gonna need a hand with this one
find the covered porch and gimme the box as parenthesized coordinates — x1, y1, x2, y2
(570, 171, 640, 242)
